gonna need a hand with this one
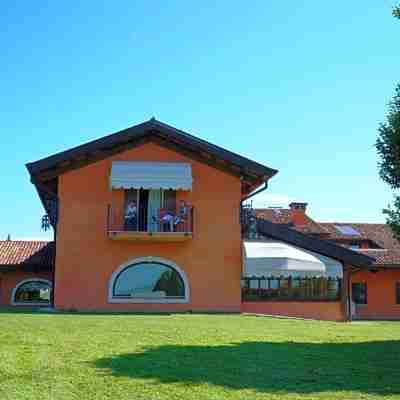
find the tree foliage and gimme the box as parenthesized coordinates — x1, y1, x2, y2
(394, 4, 400, 19)
(376, 85, 400, 237)
(376, 85, 400, 188)
(375, 6, 400, 237)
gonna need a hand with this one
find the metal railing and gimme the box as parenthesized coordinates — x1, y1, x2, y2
(107, 204, 194, 234)
(241, 203, 259, 239)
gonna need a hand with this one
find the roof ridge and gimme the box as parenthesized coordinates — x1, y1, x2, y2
(26, 118, 277, 181)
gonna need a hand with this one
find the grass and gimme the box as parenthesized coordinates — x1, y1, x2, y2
(1, 312, 400, 400)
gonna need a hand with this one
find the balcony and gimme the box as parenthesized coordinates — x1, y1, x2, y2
(107, 203, 193, 242)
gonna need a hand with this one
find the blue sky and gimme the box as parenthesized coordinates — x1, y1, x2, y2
(1, 1, 399, 240)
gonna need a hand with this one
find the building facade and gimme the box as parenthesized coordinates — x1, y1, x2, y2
(256, 203, 400, 320)
(0, 119, 374, 321)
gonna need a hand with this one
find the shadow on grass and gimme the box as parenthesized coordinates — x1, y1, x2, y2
(93, 341, 400, 396)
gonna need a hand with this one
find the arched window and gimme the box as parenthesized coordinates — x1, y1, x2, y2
(12, 279, 52, 306)
(109, 257, 189, 303)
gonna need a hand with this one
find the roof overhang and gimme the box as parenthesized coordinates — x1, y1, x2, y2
(26, 119, 278, 201)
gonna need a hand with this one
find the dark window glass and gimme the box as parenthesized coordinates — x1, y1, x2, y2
(113, 262, 185, 299)
(396, 282, 400, 305)
(352, 282, 367, 304)
(14, 281, 51, 304)
(327, 279, 340, 299)
(241, 277, 342, 301)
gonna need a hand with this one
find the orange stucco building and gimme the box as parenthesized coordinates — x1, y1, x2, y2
(350, 269, 400, 319)
(0, 119, 376, 321)
(257, 205, 400, 320)
(55, 141, 243, 312)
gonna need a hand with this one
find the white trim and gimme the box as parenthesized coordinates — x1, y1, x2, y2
(11, 278, 53, 306)
(108, 256, 190, 304)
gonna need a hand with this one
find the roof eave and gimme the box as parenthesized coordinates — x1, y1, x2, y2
(25, 119, 278, 185)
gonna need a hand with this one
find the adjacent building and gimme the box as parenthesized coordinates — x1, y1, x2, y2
(256, 203, 400, 319)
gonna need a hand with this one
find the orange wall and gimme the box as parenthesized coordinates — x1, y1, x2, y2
(55, 142, 243, 312)
(0, 271, 52, 306)
(241, 301, 344, 321)
(352, 269, 400, 319)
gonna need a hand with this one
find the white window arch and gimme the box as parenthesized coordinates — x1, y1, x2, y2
(11, 279, 52, 306)
(108, 257, 190, 304)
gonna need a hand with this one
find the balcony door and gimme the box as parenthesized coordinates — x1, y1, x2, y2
(124, 189, 176, 232)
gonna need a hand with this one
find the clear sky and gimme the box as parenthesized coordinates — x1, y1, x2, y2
(1, 1, 399, 240)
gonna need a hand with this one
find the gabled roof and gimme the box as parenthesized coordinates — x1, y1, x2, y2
(256, 219, 374, 269)
(26, 118, 278, 194)
(256, 208, 329, 235)
(0, 241, 54, 271)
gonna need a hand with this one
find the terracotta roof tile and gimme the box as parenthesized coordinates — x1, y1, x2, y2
(255, 208, 329, 235)
(256, 219, 374, 268)
(0, 241, 54, 269)
(319, 223, 400, 267)
(355, 249, 400, 267)
(320, 223, 400, 249)
(255, 210, 400, 267)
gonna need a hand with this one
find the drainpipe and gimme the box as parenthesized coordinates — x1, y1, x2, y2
(51, 226, 56, 309)
(240, 181, 268, 205)
(347, 267, 360, 322)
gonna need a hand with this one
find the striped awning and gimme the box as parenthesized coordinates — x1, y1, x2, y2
(110, 162, 192, 190)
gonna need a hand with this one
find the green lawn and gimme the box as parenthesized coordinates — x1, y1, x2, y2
(1, 312, 400, 400)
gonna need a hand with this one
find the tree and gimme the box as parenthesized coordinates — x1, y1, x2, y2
(394, 4, 400, 19)
(375, 5, 400, 237)
(376, 85, 400, 237)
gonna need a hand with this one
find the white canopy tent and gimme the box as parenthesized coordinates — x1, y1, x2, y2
(243, 240, 343, 278)
(110, 161, 192, 190)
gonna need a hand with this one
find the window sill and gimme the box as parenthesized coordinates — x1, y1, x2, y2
(108, 297, 189, 304)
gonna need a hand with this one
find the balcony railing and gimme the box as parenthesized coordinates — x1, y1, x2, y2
(107, 204, 194, 242)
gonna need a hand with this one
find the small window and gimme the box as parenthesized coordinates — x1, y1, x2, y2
(396, 282, 400, 304)
(352, 282, 367, 304)
(13, 280, 52, 305)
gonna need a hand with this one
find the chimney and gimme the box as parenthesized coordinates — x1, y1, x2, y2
(289, 202, 308, 226)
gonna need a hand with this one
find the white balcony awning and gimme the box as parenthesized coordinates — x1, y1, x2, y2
(243, 240, 343, 278)
(110, 162, 192, 190)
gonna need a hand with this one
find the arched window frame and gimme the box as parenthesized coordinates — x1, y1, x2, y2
(11, 278, 53, 306)
(108, 256, 190, 304)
